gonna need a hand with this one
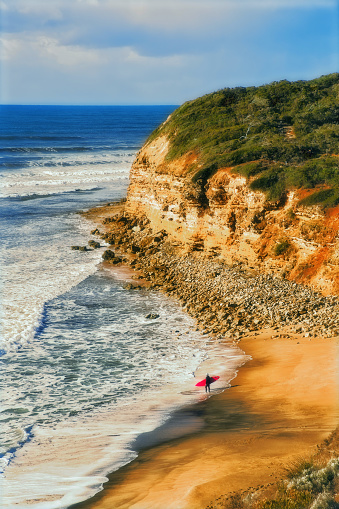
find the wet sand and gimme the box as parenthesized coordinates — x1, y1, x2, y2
(72, 330, 338, 509)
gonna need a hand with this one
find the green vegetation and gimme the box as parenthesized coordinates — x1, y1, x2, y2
(273, 238, 292, 256)
(207, 430, 339, 509)
(253, 456, 339, 509)
(299, 188, 339, 208)
(211, 457, 339, 509)
(149, 73, 339, 207)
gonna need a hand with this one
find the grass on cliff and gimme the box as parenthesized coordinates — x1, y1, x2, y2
(206, 430, 339, 509)
(148, 73, 339, 207)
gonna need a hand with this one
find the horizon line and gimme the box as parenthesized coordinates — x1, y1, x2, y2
(0, 103, 180, 107)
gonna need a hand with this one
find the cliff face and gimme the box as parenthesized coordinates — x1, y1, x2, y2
(126, 134, 339, 296)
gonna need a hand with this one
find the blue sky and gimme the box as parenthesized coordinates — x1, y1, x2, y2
(1, 0, 338, 105)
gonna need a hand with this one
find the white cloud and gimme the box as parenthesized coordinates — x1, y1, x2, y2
(0, 0, 9, 10)
(73, 0, 336, 34)
(76, 0, 100, 4)
(1, 0, 337, 104)
(122, 46, 190, 70)
(3, 0, 336, 36)
(9, 0, 63, 20)
(80, 0, 335, 7)
(35, 36, 103, 66)
(0, 34, 103, 68)
(82, 0, 337, 10)
(0, 31, 189, 71)
(0, 37, 21, 60)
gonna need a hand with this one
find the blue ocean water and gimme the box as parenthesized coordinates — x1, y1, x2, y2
(0, 106, 246, 508)
(0, 105, 176, 351)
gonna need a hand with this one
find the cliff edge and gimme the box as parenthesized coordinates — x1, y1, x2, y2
(126, 74, 339, 295)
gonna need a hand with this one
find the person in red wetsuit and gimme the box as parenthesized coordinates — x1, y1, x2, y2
(205, 373, 212, 393)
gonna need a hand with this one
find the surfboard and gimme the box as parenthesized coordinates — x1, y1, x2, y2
(195, 376, 220, 387)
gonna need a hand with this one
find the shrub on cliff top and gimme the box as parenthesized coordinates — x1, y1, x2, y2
(299, 188, 339, 208)
(147, 73, 339, 208)
(273, 238, 292, 256)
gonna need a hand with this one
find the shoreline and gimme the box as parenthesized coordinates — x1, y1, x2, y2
(73, 201, 339, 508)
(71, 332, 338, 509)
(82, 202, 339, 341)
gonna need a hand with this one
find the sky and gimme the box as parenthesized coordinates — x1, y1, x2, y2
(1, 0, 338, 105)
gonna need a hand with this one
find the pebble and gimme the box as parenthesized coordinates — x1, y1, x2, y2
(98, 212, 339, 341)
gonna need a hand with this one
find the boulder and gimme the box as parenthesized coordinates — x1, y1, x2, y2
(71, 245, 88, 251)
(123, 283, 142, 290)
(102, 216, 116, 224)
(89, 240, 101, 249)
(110, 256, 123, 264)
(102, 249, 116, 260)
(102, 250, 122, 263)
(145, 313, 160, 319)
(102, 233, 115, 244)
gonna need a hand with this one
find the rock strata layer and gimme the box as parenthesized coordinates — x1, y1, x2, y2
(125, 135, 339, 296)
(95, 210, 339, 341)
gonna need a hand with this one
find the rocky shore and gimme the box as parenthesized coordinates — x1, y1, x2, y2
(87, 205, 339, 341)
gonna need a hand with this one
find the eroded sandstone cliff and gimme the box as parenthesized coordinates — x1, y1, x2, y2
(126, 134, 339, 296)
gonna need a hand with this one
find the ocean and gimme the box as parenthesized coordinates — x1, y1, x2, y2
(0, 105, 246, 508)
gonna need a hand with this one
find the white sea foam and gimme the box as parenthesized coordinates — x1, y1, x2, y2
(1, 332, 246, 509)
(1, 252, 247, 509)
(0, 147, 136, 351)
(0, 151, 133, 198)
(0, 214, 104, 353)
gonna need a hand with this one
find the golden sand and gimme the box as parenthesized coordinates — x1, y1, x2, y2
(74, 331, 338, 509)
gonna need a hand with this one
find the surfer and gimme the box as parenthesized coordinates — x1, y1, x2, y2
(205, 373, 212, 393)
(195, 375, 219, 389)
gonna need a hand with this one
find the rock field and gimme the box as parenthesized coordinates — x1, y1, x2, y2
(93, 211, 339, 341)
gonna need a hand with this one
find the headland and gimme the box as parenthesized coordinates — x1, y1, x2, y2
(74, 74, 339, 508)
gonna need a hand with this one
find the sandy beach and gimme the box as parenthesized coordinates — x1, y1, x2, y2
(73, 328, 338, 509)
(70, 202, 339, 508)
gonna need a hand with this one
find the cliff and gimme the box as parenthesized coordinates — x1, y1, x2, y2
(126, 74, 339, 296)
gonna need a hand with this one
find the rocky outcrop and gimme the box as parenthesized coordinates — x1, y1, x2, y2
(102, 249, 122, 264)
(88, 240, 101, 249)
(71, 245, 88, 251)
(96, 212, 339, 340)
(126, 135, 339, 296)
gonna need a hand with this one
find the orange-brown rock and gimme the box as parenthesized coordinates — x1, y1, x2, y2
(126, 134, 339, 296)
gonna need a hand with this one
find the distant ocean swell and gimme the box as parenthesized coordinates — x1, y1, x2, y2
(0, 146, 94, 152)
